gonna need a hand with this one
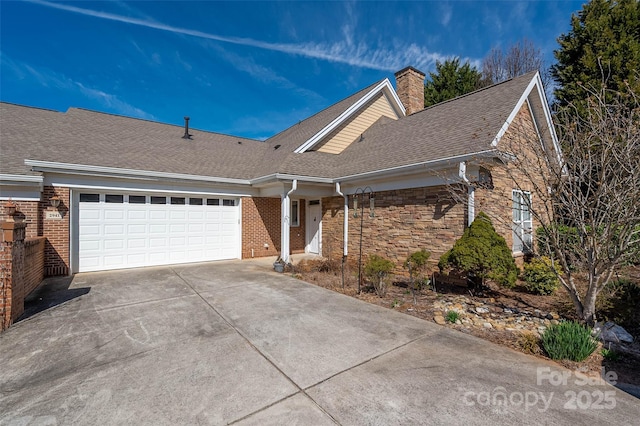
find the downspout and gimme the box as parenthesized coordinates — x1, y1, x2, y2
(335, 182, 348, 257)
(281, 180, 297, 264)
(459, 162, 475, 226)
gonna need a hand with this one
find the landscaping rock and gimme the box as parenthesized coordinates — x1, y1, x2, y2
(475, 307, 489, 314)
(434, 315, 446, 325)
(483, 322, 493, 329)
(596, 321, 634, 344)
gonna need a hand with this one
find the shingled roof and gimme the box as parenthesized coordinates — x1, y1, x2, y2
(0, 71, 542, 183)
(275, 71, 538, 178)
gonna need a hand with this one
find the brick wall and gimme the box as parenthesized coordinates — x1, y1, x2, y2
(1, 222, 26, 330)
(0, 200, 40, 238)
(322, 186, 466, 274)
(41, 186, 70, 276)
(241, 197, 307, 259)
(24, 237, 45, 297)
(242, 197, 280, 258)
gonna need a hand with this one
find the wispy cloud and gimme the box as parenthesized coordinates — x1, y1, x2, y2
(1, 53, 155, 120)
(27, 0, 452, 72)
(208, 43, 325, 103)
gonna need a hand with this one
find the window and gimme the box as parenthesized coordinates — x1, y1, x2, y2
(171, 197, 185, 205)
(129, 195, 146, 204)
(512, 190, 532, 253)
(105, 194, 124, 203)
(223, 199, 236, 207)
(290, 200, 300, 227)
(79, 193, 99, 203)
(151, 196, 167, 204)
(189, 198, 203, 205)
(207, 198, 220, 206)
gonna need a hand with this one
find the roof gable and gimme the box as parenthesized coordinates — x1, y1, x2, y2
(293, 79, 405, 154)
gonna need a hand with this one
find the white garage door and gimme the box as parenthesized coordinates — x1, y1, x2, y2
(78, 193, 240, 272)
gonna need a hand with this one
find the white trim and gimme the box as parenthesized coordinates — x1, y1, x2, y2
(305, 199, 322, 255)
(335, 182, 348, 256)
(0, 174, 44, 186)
(490, 72, 561, 165)
(338, 150, 497, 182)
(294, 79, 405, 154)
(531, 73, 563, 166)
(290, 199, 300, 227)
(251, 173, 334, 185)
(491, 74, 539, 147)
(25, 160, 251, 185)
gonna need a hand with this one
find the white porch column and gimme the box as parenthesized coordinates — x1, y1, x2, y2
(280, 180, 297, 263)
(281, 194, 291, 263)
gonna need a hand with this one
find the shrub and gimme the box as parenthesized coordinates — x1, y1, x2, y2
(438, 212, 518, 287)
(364, 254, 395, 297)
(516, 332, 541, 355)
(445, 310, 459, 323)
(404, 249, 431, 303)
(541, 321, 598, 362)
(522, 257, 562, 295)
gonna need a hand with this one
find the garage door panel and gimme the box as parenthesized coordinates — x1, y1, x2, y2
(104, 210, 125, 220)
(104, 239, 125, 250)
(150, 210, 167, 220)
(78, 192, 240, 272)
(79, 209, 101, 220)
(128, 210, 147, 220)
(150, 224, 167, 234)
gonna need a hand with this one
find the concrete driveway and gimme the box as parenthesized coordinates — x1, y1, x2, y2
(1, 261, 638, 425)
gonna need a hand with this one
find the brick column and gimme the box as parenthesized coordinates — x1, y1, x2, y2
(1, 221, 27, 331)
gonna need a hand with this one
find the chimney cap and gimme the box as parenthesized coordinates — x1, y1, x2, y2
(394, 66, 425, 78)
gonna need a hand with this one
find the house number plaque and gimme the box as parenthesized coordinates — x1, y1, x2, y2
(46, 211, 63, 220)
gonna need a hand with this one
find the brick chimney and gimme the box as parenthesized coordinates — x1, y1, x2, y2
(394, 66, 426, 115)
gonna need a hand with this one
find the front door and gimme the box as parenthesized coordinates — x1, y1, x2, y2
(306, 200, 321, 254)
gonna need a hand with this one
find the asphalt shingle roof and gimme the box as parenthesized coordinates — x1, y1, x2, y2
(0, 72, 537, 182)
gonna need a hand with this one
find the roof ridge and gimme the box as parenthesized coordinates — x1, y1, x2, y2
(416, 70, 538, 115)
(0, 101, 63, 114)
(67, 107, 261, 142)
(264, 79, 385, 143)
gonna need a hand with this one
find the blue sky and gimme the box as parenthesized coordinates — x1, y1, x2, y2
(1, 1, 584, 140)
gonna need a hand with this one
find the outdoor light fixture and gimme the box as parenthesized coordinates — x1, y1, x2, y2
(50, 196, 61, 208)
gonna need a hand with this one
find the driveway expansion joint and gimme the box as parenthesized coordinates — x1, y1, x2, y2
(170, 268, 341, 425)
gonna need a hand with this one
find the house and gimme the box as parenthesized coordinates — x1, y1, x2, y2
(0, 67, 559, 281)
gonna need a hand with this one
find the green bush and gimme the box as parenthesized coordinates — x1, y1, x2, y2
(404, 249, 431, 302)
(438, 212, 518, 287)
(364, 254, 395, 297)
(541, 321, 598, 362)
(445, 310, 459, 323)
(522, 257, 562, 295)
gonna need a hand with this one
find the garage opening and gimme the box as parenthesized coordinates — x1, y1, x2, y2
(77, 193, 240, 272)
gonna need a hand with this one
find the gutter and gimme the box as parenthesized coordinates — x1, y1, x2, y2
(25, 160, 251, 186)
(251, 173, 333, 186)
(0, 174, 44, 188)
(458, 162, 475, 226)
(337, 150, 497, 183)
(335, 182, 348, 256)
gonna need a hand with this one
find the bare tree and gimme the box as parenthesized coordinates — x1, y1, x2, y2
(482, 38, 552, 95)
(477, 83, 639, 325)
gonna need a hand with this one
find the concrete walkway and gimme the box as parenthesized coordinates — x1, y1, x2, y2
(0, 260, 638, 425)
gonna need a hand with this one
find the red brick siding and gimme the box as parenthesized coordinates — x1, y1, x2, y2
(41, 186, 70, 276)
(0, 200, 40, 238)
(242, 197, 281, 258)
(1, 222, 27, 330)
(290, 200, 306, 254)
(241, 197, 306, 259)
(24, 237, 45, 297)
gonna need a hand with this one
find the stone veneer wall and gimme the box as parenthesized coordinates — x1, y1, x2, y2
(322, 186, 466, 274)
(474, 102, 547, 259)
